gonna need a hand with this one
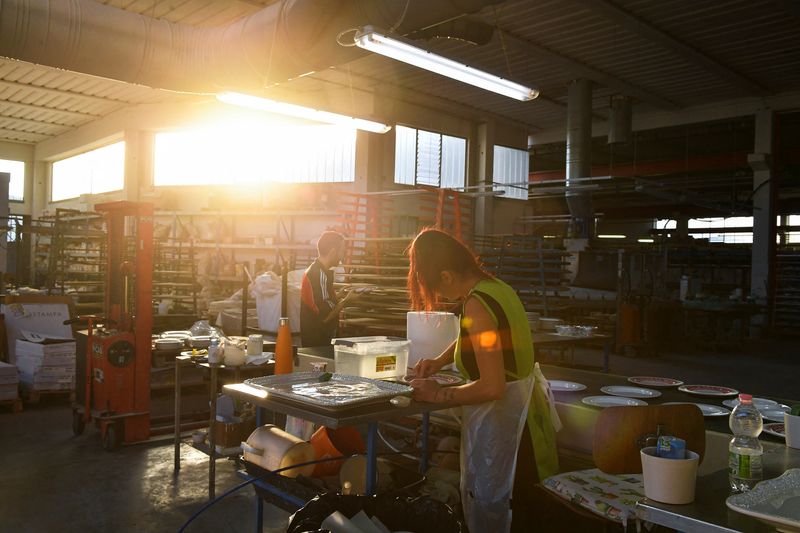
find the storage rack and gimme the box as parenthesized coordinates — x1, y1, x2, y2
(44, 209, 107, 313)
(475, 234, 570, 316)
(773, 249, 800, 333)
(153, 237, 199, 316)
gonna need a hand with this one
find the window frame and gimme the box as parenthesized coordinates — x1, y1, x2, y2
(393, 124, 467, 189)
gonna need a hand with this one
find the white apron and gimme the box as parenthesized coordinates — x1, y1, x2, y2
(460, 374, 535, 533)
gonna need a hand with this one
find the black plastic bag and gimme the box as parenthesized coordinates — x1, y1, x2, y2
(287, 493, 462, 533)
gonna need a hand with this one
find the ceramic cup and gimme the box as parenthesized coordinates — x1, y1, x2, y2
(640, 446, 699, 504)
(784, 412, 800, 449)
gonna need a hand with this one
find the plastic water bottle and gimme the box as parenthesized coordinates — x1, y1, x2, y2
(208, 338, 221, 364)
(728, 393, 764, 492)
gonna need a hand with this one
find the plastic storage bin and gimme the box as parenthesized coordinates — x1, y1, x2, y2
(332, 337, 410, 379)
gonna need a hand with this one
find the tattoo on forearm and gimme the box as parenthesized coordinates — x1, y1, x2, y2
(442, 389, 455, 402)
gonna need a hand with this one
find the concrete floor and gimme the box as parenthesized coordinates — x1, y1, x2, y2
(0, 402, 290, 533)
(0, 339, 797, 533)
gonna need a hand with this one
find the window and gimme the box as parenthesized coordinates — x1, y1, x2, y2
(0, 159, 25, 201)
(394, 125, 466, 188)
(51, 142, 125, 201)
(654, 217, 753, 244)
(493, 145, 529, 200)
(153, 125, 355, 186)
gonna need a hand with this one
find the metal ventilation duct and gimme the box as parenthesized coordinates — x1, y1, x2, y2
(565, 78, 593, 238)
(0, 0, 502, 94)
(608, 95, 632, 145)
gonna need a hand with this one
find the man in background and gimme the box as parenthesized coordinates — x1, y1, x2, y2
(300, 231, 356, 346)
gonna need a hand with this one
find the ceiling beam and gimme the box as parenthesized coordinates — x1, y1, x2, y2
(497, 29, 679, 110)
(571, 0, 768, 96)
(2, 99, 101, 120)
(0, 79, 126, 106)
(0, 114, 73, 130)
(0, 127, 49, 142)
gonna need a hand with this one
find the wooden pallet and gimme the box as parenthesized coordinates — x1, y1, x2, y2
(0, 398, 23, 413)
(21, 388, 75, 405)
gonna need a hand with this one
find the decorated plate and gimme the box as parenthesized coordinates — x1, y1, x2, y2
(399, 372, 465, 387)
(600, 385, 661, 399)
(763, 423, 786, 439)
(723, 397, 779, 410)
(627, 376, 684, 388)
(678, 384, 739, 397)
(726, 469, 800, 532)
(549, 380, 587, 392)
(662, 401, 730, 417)
(581, 395, 648, 408)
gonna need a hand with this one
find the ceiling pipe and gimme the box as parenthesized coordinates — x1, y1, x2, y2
(0, 0, 503, 94)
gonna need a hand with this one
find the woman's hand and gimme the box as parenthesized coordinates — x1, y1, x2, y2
(410, 378, 441, 403)
(413, 357, 442, 379)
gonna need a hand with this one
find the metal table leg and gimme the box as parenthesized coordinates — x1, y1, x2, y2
(603, 339, 611, 373)
(420, 412, 430, 473)
(366, 422, 377, 495)
(174, 356, 182, 472)
(209, 365, 218, 500)
(255, 491, 264, 533)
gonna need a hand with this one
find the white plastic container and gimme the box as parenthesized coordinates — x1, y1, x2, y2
(332, 336, 410, 379)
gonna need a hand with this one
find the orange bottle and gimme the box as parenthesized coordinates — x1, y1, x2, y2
(275, 317, 293, 374)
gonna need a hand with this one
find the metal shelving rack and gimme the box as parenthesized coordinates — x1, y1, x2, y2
(475, 234, 570, 316)
(153, 237, 199, 316)
(773, 250, 800, 333)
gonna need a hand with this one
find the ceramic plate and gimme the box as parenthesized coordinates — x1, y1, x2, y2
(762, 409, 792, 423)
(627, 376, 684, 387)
(678, 384, 739, 397)
(549, 380, 587, 392)
(726, 469, 800, 532)
(399, 372, 465, 387)
(763, 423, 786, 439)
(662, 401, 730, 417)
(723, 397, 779, 410)
(581, 395, 648, 408)
(600, 385, 661, 399)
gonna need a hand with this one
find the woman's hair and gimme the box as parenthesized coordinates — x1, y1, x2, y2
(407, 228, 491, 311)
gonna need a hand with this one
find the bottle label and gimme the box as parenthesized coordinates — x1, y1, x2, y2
(729, 451, 763, 479)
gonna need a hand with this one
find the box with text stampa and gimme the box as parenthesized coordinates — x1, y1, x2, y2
(15, 331, 76, 391)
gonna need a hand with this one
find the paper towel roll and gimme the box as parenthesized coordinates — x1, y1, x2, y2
(406, 312, 459, 369)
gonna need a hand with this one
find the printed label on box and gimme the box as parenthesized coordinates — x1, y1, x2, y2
(375, 355, 397, 373)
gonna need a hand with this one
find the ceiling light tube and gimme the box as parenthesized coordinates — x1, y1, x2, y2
(354, 26, 538, 101)
(597, 234, 626, 239)
(216, 92, 391, 134)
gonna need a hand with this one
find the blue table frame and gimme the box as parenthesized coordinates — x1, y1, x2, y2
(223, 382, 447, 531)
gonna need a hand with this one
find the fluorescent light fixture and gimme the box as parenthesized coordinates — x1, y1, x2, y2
(354, 26, 538, 101)
(598, 234, 626, 239)
(216, 92, 391, 134)
(637, 238, 655, 243)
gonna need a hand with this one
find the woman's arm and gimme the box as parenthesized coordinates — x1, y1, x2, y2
(413, 338, 456, 377)
(412, 297, 505, 405)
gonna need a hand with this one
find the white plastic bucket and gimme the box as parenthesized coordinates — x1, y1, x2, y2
(785, 413, 800, 449)
(640, 446, 699, 504)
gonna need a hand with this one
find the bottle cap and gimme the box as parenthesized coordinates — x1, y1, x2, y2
(739, 393, 753, 402)
(279, 317, 289, 326)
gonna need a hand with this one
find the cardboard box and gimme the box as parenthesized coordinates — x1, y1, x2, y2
(212, 416, 257, 449)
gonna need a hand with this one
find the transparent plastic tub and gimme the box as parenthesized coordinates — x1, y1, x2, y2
(332, 336, 410, 379)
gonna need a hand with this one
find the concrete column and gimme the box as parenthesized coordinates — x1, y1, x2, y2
(749, 109, 774, 334)
(124, 130, 141, 201)
(475, 121, 495, 236)
(0, 172, 8, 277)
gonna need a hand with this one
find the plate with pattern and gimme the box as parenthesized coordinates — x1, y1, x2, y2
(763, 423, 786, 439)
(678, 384, 739, 397)
(628, 376, 684, 388)
(723, 397, 779, 410)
